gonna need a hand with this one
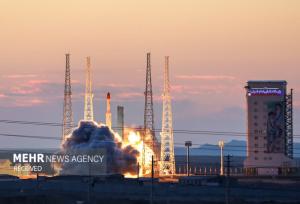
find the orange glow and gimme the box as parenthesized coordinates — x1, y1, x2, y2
(122, 130, 155, 177)
(124, 172, 137, 178)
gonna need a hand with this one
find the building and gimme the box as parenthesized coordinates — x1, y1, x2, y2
(244, 81, 294, 175)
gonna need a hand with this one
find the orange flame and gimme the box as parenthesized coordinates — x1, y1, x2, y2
(122, 130, 154, 177)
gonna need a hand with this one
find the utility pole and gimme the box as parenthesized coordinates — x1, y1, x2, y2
(219, 140, 224, 176)
(137, 162, 140, 180)
(225, 155, 232, 204)
(185, 141, 192, 176)
(150, 155, 154, 204)
(87, 162, 91, 204)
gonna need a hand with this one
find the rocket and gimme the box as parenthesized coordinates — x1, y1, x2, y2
(106, 92, 112, 129)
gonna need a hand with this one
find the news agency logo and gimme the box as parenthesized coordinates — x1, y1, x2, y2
(13, 153, 105, 163)
(10, 149, 107, 175)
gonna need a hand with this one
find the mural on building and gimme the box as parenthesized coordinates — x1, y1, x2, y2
(266, 101, 285, 153)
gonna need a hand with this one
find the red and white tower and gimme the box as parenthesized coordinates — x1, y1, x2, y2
(106, 92, 112, 129)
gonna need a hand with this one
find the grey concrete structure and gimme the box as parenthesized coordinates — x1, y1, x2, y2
(117, 106, 124, 139)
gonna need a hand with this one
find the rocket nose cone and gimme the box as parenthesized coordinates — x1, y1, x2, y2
(107, 92, 111, 99)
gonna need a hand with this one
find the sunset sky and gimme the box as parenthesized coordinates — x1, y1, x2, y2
(0, 0, 299, 148)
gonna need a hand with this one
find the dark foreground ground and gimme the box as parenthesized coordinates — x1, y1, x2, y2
(1, 175, 300, 204)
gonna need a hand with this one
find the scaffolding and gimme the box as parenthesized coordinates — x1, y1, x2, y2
(84, 57, 94, 121)
(62, 54, 74, 141)
(143, 53, 159, 174)
(160, 56, 175, 176)
(285, 89, 293, 159)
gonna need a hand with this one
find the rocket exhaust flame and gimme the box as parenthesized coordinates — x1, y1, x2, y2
(123, 131, 154, 176)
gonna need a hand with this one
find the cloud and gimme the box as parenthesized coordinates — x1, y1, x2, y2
(2, 74, 37, 79)
(171, 85, 185, 93)
(0, 78, 63, 107)
(171, 84, 236, 95)
(176, 75, 236, 80)
(294, 100, 300, 108)
(10, 88, 39, 95)
(71, 80, 81, 84)
(27, 80, 49, 84)
(7, 98, 46, 107)
(9, 80, 50, 96)
(115, 92, 144, 100)
(0, 93, 7, 98)
(97, 83, 135, 88)
(0, 92, 48, 107)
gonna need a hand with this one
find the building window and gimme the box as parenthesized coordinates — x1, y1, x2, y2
(254, 123, 258, 126)
(254, 115, 258, 119)
(255, 157, 258, 160)
(255, 144, 258, 148)
(254, 136, 258, 140)
(254, 101, 258, 105)
(254, 150, 258, 153)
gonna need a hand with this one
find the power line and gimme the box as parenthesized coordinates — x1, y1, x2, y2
(0, 133, 61, 141)
(1, 132, 300, 155)
(172, 146, 300, 155)
(0, 120, 61, 126)
(1, 119, 300, 137)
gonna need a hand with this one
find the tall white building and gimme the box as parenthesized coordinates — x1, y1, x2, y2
(244, 81, 294, 175)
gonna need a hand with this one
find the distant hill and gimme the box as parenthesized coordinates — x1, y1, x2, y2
(175, 140, 300, 157)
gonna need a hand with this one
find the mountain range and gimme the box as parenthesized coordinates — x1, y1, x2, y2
(174, 140, 300, 157)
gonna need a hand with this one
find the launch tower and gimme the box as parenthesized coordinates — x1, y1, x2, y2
(62, 53, 74, 141)
(143, 53, 159, 172)
(84, 57, 94, 121)
(160, 56, 175, 176)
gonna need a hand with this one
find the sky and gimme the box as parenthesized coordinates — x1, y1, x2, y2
(0, 0, 300, 148)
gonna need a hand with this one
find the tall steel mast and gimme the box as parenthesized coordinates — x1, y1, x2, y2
(62, 53, 74, 141)
(84, 56, 94, 121)
(160, 56, 175, 176)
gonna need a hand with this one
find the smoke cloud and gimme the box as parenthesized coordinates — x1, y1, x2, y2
(61, 121, 139, 175)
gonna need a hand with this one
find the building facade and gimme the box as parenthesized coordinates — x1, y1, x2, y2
(244, 81, 294, 175)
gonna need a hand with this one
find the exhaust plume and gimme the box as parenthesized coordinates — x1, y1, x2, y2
(61, 121, 139, 175)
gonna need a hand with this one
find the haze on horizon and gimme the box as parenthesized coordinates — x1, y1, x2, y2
(0, 0, 299, 148)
